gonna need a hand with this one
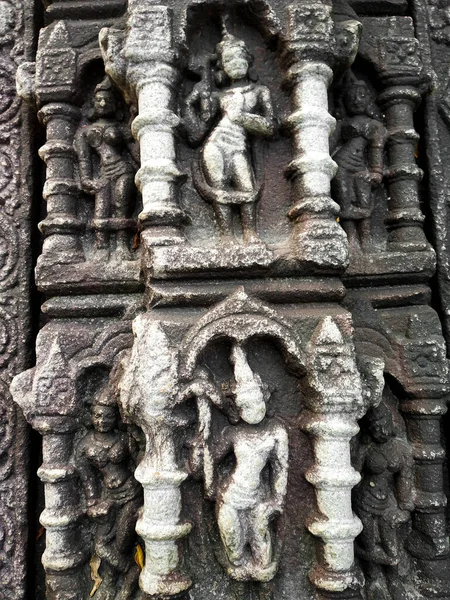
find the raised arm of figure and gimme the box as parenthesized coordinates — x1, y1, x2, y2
(213, 425, 234, 465)
(183, 85, 219, 146)
(368, 120, 387, 180)
(123, 122, 140, 169)
(271, 424, 289, 507)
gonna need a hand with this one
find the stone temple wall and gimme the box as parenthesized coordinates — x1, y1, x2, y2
(3, 0, 450, 599)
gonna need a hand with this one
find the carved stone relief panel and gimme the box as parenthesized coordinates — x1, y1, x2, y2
(115, 291, 369, 599)
(5, 0, 450, 598)
(74, 74, 139, 263)
(180, 10, 284, 251)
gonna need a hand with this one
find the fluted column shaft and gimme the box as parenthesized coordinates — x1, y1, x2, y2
(301, 412, 362, 592)
(118, 317, 193, 597)
(301, 317, 364, 597)
(36, 427, 85, 600)
(102, 2, 186, 249)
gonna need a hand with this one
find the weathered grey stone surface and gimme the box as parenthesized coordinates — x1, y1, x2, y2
(0, 0, 33, 597)
(5, 0, 450, 599)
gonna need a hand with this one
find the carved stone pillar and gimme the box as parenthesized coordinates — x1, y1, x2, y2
(359, 17, 429, 253)
(284, 4, 348, 270)
(396, 316, 450, 598)
(100, 2, 186, 249)
(11, 336, 85, 600)
(119, 317, 192, 596)
(378, 45, 428, 252)
(38, 103, 82, 262)
(16, 22, 84, 265)
(300, 316, 364, 596)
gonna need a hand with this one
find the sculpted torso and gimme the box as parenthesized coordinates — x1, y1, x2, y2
(221, 419, 285, 510)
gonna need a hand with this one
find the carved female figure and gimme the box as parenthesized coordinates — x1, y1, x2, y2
(184, 24, 276, 245)
(353, 402, 415, 600)
(191, 343, 288, 582)
(76, 389, 142, 600)
(75, 76, 136, 259)
(332, 77, 386, 251)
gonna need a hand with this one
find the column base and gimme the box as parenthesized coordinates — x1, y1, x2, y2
(290, 218, 349, 270)
(414, 556, 450, 599)
(139, 570, 192, 597)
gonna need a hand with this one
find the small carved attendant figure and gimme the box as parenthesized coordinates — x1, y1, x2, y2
(332, 76, 386, 251)
(75, 77, 136, 260)
(191, 343, 288, 582)
(184, 21, 276, 245)
(76, 389, 142, 600)
(353, 402, 415, 600)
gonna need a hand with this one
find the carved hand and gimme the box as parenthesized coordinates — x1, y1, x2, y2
(187, 436, 204, 477)
(385, 506, 410, 527)
(199, 91, 212, 123)
(81, 178, 101, 195)
(186, 87, 211, 123)
(87, 500, 112, 519)
(364, 171, 383, 186)
(260, 499, 283, 522)
(398, 500, 414, 513)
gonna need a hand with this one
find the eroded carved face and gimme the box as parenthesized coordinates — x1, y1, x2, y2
(345, 86, 370, 116)
(234, 384, 266, 424)
(221, 46, 249, 81)
(91, 404, 117, 433)
(93, 90, 116, 118)
(369, 415, 394, 443)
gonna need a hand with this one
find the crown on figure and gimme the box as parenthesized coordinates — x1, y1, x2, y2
(368, 401, 393, 424)
(216, 17, 251, 61)
(345, 71, 369, 91)
(94, 76, 114, 96)
(93, 387, 118, 408)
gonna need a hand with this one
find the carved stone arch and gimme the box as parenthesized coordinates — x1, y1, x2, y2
(72, 329, 134, 425)
(74, 325, 133, 370)
(179, 288, 306, 379)
(77, 48, 103, 77)
(353, 326, 394, 362)
(75, 53, 105, 103)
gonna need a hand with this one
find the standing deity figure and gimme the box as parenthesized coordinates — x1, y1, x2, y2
(75, 77, 136, 260)
(190, 343, 288, 583)
(353, 402, 415, 600)
(332, 76, 386, 251)
(184, 22, 276, 245)
(76, 388, 142, 600)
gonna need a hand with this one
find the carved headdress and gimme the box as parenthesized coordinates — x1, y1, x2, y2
(93, 379, 119, 408)
(216, 17, 252, 63)
(89, 75, 124, 121)
(93, 75, 115, 96)
(368, 400, 393, 423)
